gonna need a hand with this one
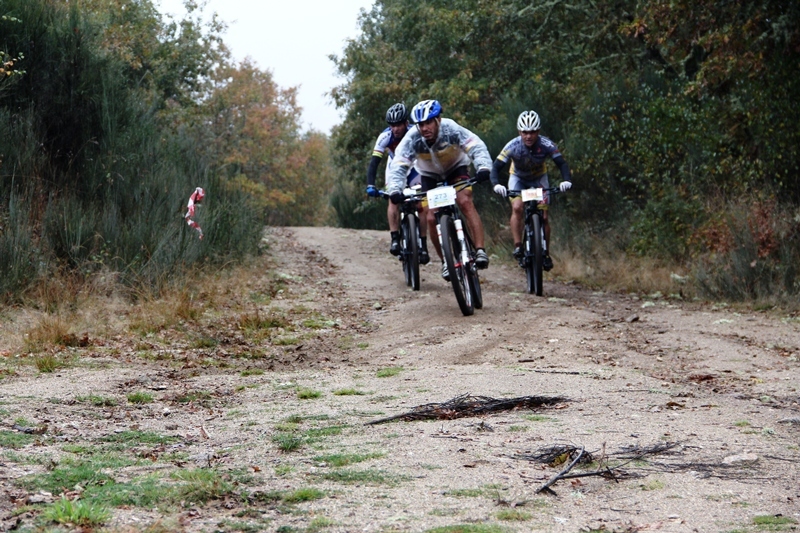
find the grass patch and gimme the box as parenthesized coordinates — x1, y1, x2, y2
(304, 425, 346, 439)
(496, 509, 532, 521)
(0, 430, 35, 449)
(640, 478, 665, 491)
(99, 430, 178, 446)
(76, 394, 117, 407)
(85, 475, 170, 508)
(734, 420, 751, 427)
(313, 452, 384, 467)
(282, 487, 325, 503)
(19, 463, 114, 495)
(171, 469, 233, 504)
(301, 316, 337, 329)
(444, 488, 485, 498)
(34, 354, 64, 373)
(273, 433, 304, 452)
(240, 368, 264, 377)
(297, 388, 322, 399)
(522, 414, 553, 422)
(308, 516, 336, 531)
(376, 366, 403, 378)
(752, 515, 797, 529)
(318, 468, 402, 486)
(127, 391, 154, 404)
(332, 388, 365, 396)
(44, 496, 110, 527)
(424, 526, 508, 533)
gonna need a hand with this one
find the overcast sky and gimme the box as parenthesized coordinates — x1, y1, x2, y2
(156, 0, 375, 134)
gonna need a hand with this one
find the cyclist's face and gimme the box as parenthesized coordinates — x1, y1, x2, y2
(520, 129, 540, 147)
(389, 122, 407, 138)
(418, 117, 440, 142)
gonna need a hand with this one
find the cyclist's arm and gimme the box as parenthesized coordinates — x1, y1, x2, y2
(490, 158, 508, 186)
(366, 155, 382, 187)
(552, 154, 571, 182)
(452, 120, 492, 172)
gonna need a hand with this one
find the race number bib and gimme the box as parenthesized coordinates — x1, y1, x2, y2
(521, 188, 544, 202)
(427, 186, 457, 209)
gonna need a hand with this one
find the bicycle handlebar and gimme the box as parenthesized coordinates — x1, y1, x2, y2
(506, 186, 561, 199)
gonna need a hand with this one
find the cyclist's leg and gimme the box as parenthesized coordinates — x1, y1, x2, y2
(508, 175, 524, 250)
(420, 175, 443, 262)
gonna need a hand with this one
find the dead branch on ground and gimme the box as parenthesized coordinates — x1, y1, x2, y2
(365, 393, 567, 425)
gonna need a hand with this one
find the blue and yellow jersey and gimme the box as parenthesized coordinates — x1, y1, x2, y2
(496, 135, 562, 180)
(371, 125, 412, 160)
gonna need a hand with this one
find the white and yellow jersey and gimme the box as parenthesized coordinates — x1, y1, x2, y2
(386, 118, 491, 194)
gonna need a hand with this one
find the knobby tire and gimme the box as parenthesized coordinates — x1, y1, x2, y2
(529, 213, 544, 296)
(463, 224, 482, 309)
(403, 214, 420, 291)
(440, 214, 473, 316)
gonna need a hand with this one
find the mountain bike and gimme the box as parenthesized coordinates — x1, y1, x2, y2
(426, 178, 483, 316)
(380, 188, 426, 290)
(508, 187, 560, 296)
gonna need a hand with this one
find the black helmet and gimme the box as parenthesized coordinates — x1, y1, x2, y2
(385, 103, 407, 124)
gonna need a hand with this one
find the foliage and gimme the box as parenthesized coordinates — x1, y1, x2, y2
(0, 0, 331, 303)
(329, 0, 800, 302)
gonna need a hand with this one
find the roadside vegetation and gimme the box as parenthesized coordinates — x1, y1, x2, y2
(329, 0, 800, 309)
(0, 0, 331, 307)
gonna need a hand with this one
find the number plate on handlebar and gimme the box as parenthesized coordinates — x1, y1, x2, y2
(521, 188, 544, 202)
(427, 186, 457, 209)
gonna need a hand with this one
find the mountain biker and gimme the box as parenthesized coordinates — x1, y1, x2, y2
(366, 103, 431, 264)
(386, 99, 492, 282)
(490, 110, 572, 271)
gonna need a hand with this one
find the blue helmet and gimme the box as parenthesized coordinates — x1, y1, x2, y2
(411, 99, 442, 123)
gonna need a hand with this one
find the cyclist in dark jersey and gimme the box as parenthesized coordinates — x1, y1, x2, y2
(490, 110, 572, 271)
(366, 103, 429, 264)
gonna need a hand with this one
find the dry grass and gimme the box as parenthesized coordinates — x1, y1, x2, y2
(555, 247, 692, 298)
(0, 259, 271, 355)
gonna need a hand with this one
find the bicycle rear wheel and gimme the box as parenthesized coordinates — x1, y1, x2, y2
(402, 214, 420, 290)
(440, 214, 473, 316)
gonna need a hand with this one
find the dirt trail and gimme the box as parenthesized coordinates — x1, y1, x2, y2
(1, 226, 799, 533)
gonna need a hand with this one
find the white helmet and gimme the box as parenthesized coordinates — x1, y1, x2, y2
(517, 110, 541, 131)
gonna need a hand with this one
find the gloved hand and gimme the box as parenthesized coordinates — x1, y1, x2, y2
(493, 184, 507, 198)
(559, 181, 572, 192)
(390, 191, 405, 205)
(366, 185, 379, 197)
(476, 169, 490, 183)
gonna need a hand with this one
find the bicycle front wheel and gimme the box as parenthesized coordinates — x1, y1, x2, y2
(402, 214, 420, 290)
(440, 214, 473, 316)
(462, 224, 482, 310)
(526, 214, 544, 296)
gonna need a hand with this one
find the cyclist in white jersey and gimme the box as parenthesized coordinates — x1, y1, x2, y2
(490, 110, 572, 271)
(366, 103, 430, 263)
(386, 99, 492, 281)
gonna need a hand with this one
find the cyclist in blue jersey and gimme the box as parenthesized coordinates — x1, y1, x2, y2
(366, 103, 430, 264)
(490, 110, 572, 271)
(386, 99, 492, 281)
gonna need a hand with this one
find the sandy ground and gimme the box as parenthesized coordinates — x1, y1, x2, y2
(1, 226, 799, 533)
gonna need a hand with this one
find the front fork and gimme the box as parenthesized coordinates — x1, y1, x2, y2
(436, 215, 470, 267)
